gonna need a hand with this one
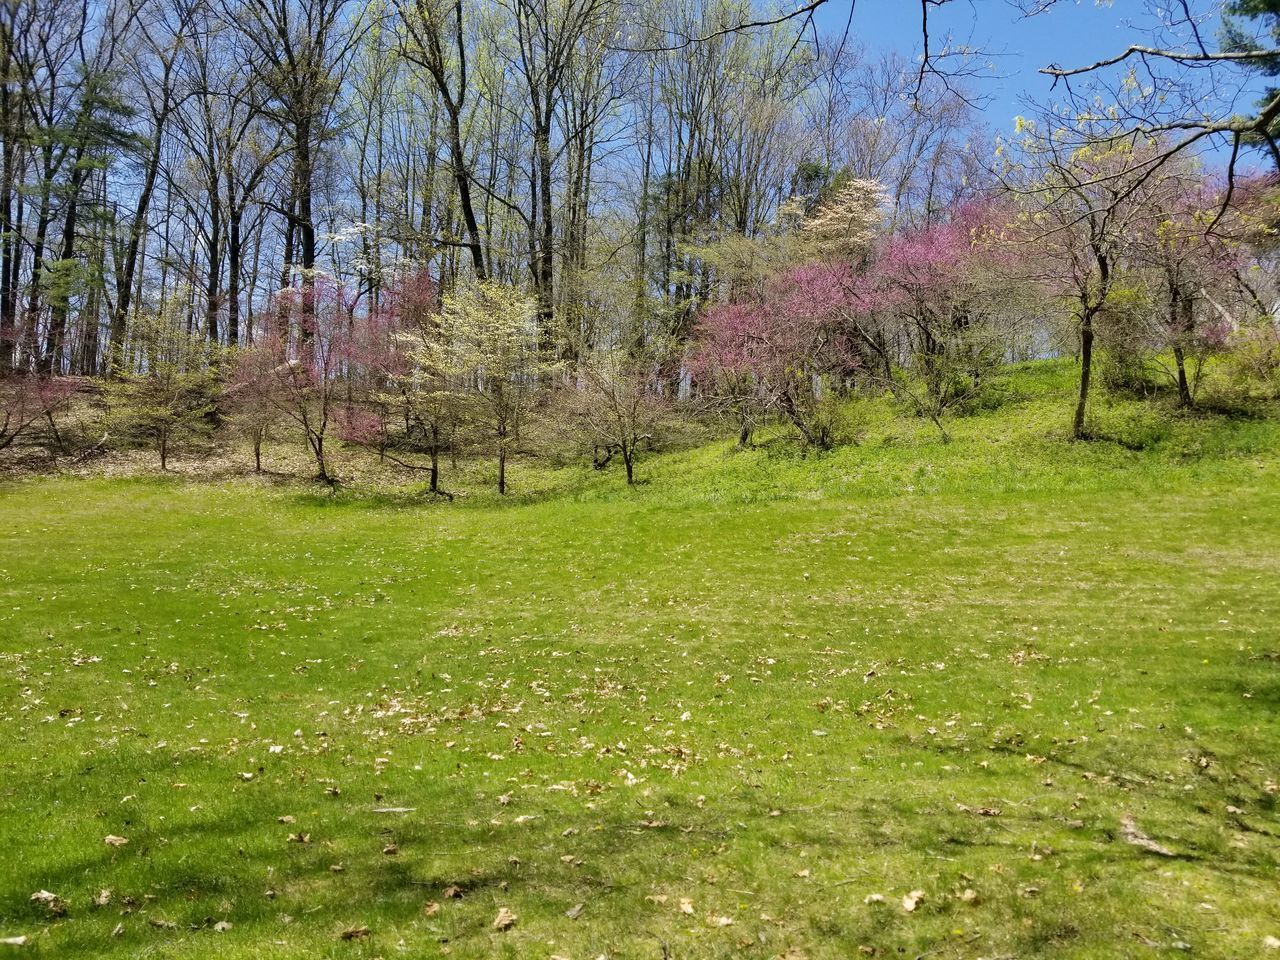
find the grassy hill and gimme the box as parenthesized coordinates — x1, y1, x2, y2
(2, 360, 1279, 958)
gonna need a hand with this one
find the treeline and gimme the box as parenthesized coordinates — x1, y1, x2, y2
(0, 0, 983, 375)
(3, 0, 1280, 486)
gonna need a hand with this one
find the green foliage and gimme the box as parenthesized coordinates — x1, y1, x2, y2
(104, 300, 222, 469)
(1224, 320, 1280, 400)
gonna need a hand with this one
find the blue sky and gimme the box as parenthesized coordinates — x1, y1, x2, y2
(813, 0, 1262, 165)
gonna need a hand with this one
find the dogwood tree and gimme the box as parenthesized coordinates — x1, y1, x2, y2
(445, 279, 550, 493)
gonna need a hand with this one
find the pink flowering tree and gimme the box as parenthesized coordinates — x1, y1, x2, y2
(0, 374, 78, 456)
(366, 271, 461, 494)
(842, 201, 1022, 440)
(231, 278, 362, 483)
(694, 263, 861, 449)
(1126, 177, 1251, 406)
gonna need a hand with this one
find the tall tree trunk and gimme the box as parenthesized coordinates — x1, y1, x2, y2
(205, 190, 221, 343)
(227, 211, 242, 345)
(110, 99, 168, 371)
(1073, 308, 1094, 441)
(0, 38, 17, 372)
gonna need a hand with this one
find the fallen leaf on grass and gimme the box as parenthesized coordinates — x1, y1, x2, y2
(1119, 814, 1176, 857)
(902, 890, 924, 912)
(29, 891, 65, 917)
(958, 888, 980, 904)
(493, 907, 517, 931)
(103, 835, 128, 847)
(93, 889, 112, 908)
(338, 926, 370, 941)
(382, 844, 399, 856)
(423, 902, 440, 917)
(679, 898, 695, 915)
(148, 918, 177, 930)
(863, 894, 884, 905)
(1263, 935, 1280, 950)
(442, 885, 463, 899)
(0, 936, 27, 947)
(565, 903, 584, 920)
(708, 914, 734, 927)
(213, 921, 232, 932)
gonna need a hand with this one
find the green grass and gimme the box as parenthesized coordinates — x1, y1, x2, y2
(2, 360, 1280, 958)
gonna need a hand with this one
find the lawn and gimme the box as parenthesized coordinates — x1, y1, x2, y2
(2, 365, 1280, 958)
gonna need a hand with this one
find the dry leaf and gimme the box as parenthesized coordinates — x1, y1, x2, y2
(902, 890, 924, 912)
(93, 889, 112, 908)
(1119, 815, 1176, 857)
(148, 918, 177, 930)
(863, 894, 884, 905)
(492, 907, 517, 931)
(382, 844, 399, 856)
(958, 888, 980, 904)
(565, 903, 584, 920)
(213, 921, 232, 932)
(1263, 935, 1280, 950)
(423, 902, 440, 917)
(30, 891, 66, 917)
(708, 914, 734, 927)
(103, 835, 128, 847)
(0, 936, 27, 947)
(442, 885, 463, 899)
(679, 898, 695, 915)
(338, 926, 370, 941)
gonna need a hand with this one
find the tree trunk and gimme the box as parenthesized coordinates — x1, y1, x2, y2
(110, 107, 166, 371)
(205, 189, 221, 343)
(44, 157, 88, 374)
(1073, 309, 1094, 440)
(227, 211, 242, 345)
(1173, 343, 1192, 408)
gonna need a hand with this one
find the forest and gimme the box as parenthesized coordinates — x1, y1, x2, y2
(0, 0, 1276, 481)
(3, 1, 1280, 958)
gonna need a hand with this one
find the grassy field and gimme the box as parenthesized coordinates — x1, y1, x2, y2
(2, 362, 1279, 958)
